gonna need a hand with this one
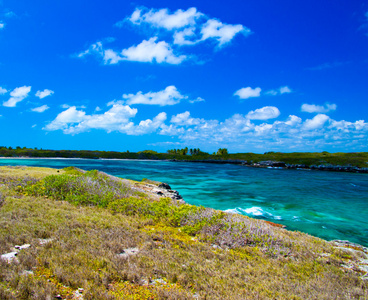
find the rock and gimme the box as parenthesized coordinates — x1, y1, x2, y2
(39, 238, 54, 245)
(21, 270, 34, 276)
(15, 244, 31, 250)
(1, 252, 18, 263)
(151, 278, 167, 285)
(118, 247, 139, 259)
(158, 182, 171, 190)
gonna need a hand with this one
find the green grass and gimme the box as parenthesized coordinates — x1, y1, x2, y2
(0, 166, 367, 299)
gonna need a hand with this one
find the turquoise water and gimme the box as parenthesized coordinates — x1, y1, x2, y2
(1, 158, 367, 246)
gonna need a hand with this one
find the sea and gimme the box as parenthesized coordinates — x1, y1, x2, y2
(1, 158, 367, 247)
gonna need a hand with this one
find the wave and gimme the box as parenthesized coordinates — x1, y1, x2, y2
(224, 206, 282, 220)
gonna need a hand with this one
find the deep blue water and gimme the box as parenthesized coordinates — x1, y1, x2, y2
(1, 158, 367, 246)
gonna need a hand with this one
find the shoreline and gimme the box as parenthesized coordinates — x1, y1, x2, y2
(1, 156, 367, 174)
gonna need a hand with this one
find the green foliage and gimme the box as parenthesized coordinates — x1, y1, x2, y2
(216, 148, 228, 155)
(1, 146, 367, 168)
(20, 171, 131, 207)
(138, 150, 158, 155)
(62, 166, 84, 175)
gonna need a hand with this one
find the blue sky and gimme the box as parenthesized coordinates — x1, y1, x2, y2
(0, 0, 368, 153)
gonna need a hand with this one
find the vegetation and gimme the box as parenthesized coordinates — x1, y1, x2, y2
(1, 146, 368, 168)
(0, 166, 367, 299)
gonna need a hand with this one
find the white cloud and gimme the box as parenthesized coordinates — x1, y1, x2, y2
(279, 86, 292, 94)
(31, 105, 49, 113)
(124, 6, 250, 48)
(303, 114, 330, 130)
(246, 106, 281, 120)
(301, 103, 337, 113)
(36, 89, 54, 99)
(200, 19, 249, 46)
(44, 100, 368, 152)
(78, 38, 186, 65)
(123, 86, 187, 106)
(0, 87, 7, 94)
(61, 104, 86, 109)
(44, 104, 138, 134)
(285, 115, 302, 126)
(3, 86, 31, 107)
(103, 49, 124, 64)
(265, 86, 292, 96)
(0, 23, 4, 29)
(329, 119, 366, 131)
(128, 7, 202, 30)
(173, 27, 198, 45)
(171, 111, 203, 126)
(265, 90, 278, 96)
(126, 112, 167, 135)
(121, 37, 186, 64)
(234, 87, 261, 99)
(189, 97, 205, 103)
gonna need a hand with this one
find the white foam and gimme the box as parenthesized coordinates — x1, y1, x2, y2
(242, 206, 264, 216)
(224, 206, 282, 220)
(224, 208, 240, 214)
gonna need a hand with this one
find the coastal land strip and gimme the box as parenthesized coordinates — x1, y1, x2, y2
(0, 165, 367, 299)
(1, 148, 368, 173)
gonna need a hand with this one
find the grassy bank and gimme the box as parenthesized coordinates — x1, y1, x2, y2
(0, 166, 367, 299)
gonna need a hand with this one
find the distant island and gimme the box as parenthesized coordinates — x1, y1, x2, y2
(1, 146, 368, 173)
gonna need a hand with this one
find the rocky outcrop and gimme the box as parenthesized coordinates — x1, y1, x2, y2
(132, 180, 185, 203)
(241, 161, 368, 173)
(331, 240, 368, 280)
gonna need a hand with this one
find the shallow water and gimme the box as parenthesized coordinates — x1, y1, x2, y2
(1, 158, 367, 246)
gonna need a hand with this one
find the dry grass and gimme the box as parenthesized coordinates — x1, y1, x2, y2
(0, 166, 367, 299)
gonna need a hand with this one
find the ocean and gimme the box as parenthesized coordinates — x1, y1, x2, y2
(1, 158, 367, 246)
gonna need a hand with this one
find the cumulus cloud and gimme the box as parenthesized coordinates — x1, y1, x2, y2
(44, 100, 368, 152)
(173, 27, 198, 45)
(79, 6, 249, 66)
(3, 86, 31, 107)
(168, 112, 367, 152)
(0, 87, 7, 94)
(44, 104, 169, 136)
(170, 111, 203, 126)
(284, 115, 302, 126)
(303, 114, 330, 130)
(124, 6, 249, 48)
(127, 7, 202, 30)
(127, 112, 167, 135)
(122, 86, 187, 106)
(301, 103, 337, 113)
(0, 23, 4, 29)
(44, 104, 138, 134)
(36, 89, 54, 99)
(78, 38, 186, 65)
(200, 19, 248, 46)
(246, 106, 281, 120)
(31, 105, 49, 113)
(121, 37, 186, 64)
(279, 86, 292, 94)
(234, 87, 261, 99)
